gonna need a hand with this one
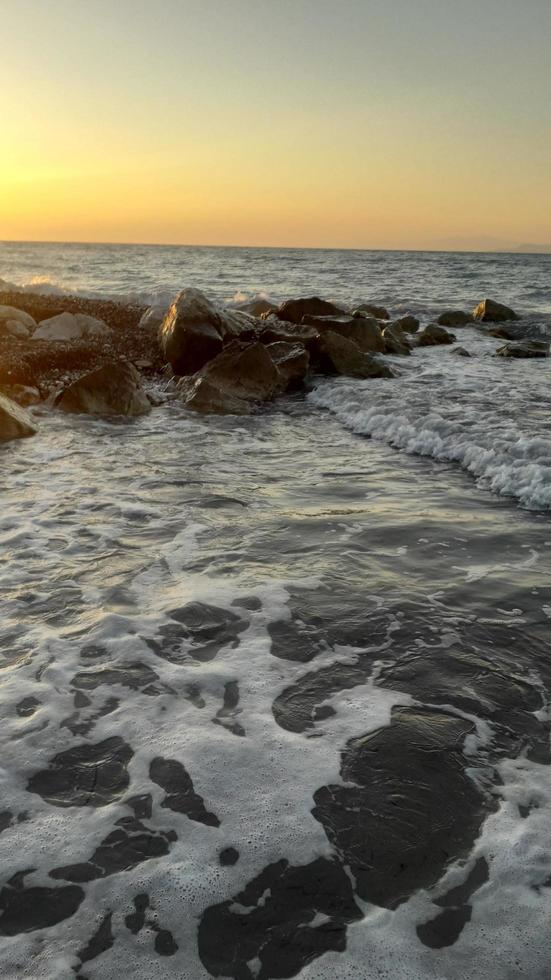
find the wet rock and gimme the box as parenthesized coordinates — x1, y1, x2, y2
(416, 857, 489, 949)
(138, 305, 166, 331)
(438, 310, 474, 327)
(0, 882, 84, 935)
(160, 288, 254, 376)
(178, 376, 251, 415)
(56, 360, 151, 416)
(72, 661, 159, 692)
(353, 302, 390, 320)
(266, 341, 310, 390)
(219, 847, 239, 866)
(302, 314, 385, 353)
(472, 298, 518, 322)
(235, 297, 277, 318)
(50, 815, 176, 882)
(0, 384, 41, 406)
(33, 311, 110, 341)
(382, 322, 412, 355)
(268, 619, 326, 663)
(417, 323, 456, 346)
(259, 321, 320, 355)
(28, 736, 133, 807)
(200, 341, 280, 402)
(77, 913, 114, 965)
(153, 925, 179, 956)
(199, 857, 361, 979)
(146, 601, 247, 664)
(0, 392, 37, 443)
(16, 696, 40, 717)
(0, 812, 14, 834)
(318, 331, 394, 378)
(393, 314, 419, 333)
(312, 707, 493, 908)
(495, 340, 549, 358)
(273, 659, 374, 732)
(125, 893, 150, 933)
(274, 296, 345, 324)
(452, 346, 471, 357)
(213, 680, 245, 737)
(125, 794, 153, 819)
(150, 756, 220, 826)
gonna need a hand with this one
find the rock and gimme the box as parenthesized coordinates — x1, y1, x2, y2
(0, 392, 37, 442)
(495, 340, 549, 359)
(150, 757, 220, 826)
(437, 310, 474, 327)
(33, 312, 110, 341)
(417, 323, 456, 346)
(0, 305, 36, 331)
(178, 376, 250, 416)
(4, 320, 30, 339)
(234, 297, 276, 318)
(472, 298, 518, 322)
(318, 331, 394, 379)
(159, 288, 257, 376)
(274, 296, 345, 325)
(27, 736, 133, 807)
(200, 341, 280, 402)
(393, 314, 419, 334)
(353, 303, 390, 320)
(138, 306, 166, 331)
(259, 322, 320, 354)
(452, 346, 471, 357)
(55, 361, 151, 416)
(382, 323, 411, 355)
(302, 314, 385, 353)
(488, 326, 515, 339)
(266, 342, 310, 390)
(0, 384, 40, 406)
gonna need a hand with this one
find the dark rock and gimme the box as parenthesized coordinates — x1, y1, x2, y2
(452, 346, 471, 357)
(382, 322, 412, 355)
(0, 812, 13, 834)
(438, 310, 474, 327)
(178, 376, 250, 416)
(145, 601, 247, 664)
(417, 323, 456, 346)
(126, 794, 153, 819)
(393, 314, 419, 333)
(77, 913, 114, 965)
(274, 296, 345, 324)
(0, 883, 84, 935)
(200, 341, 280, 401)
(235, 298, 277, 318)
(198, 857, 361, 979)
(219, 847, 239, 866)
(353, 303, 390, 320)
(150, 757, 220, 826)
(71, 661, 159, 692)
(55, 361, 151, 417)
(488, 326, 515, 339)
(312, 707, 493, 909)
(266, 342, 310, 391)
(259, 322, 320, 355)
(273, 660, 374, 733)
(302, 314, 385, 353)
(27, 736, 133, 808)
(159, 289, 224, 375)
(472, 298, 518, 322)
(50, 816, 176, 882)
(16, 696, 40, 717)
(153, 926, 179, 956)
(416, 906, 472, 949)
(0, 392, 37, 442)
(495, 340, 549, 358)
(213, 680, 245, 737)
(318, 331, 394, 378)
(125, 893, 150, 934)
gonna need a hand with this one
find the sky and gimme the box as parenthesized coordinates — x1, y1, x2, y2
(1, 0, 550, 250)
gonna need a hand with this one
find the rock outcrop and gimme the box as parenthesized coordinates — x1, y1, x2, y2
(382, 323, 411, 355)
(302, 314, 385, 353)
(0, 392, 37, 442)
(55, 361, 151, 416)
(274, 296, 345, 325)
(437, 310, 474, 327)
(318, 331, 394, 379)
(417, 324, 456, 346)
(353, 303, 390, 320)
(266, 342, 310, 391)
(472, 298, 518, 322)
(495, 340, 549, 358)
(33, 312, 110, 342)
(201, 341, 280, 400)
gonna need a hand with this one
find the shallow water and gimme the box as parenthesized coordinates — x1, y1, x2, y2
(1, 244, 551, 977)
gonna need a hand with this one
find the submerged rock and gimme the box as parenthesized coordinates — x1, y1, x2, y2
(0, 882, 84, 935)
(452, 346, 471, 357)
(472, 298, 518, 322)
(0, 392, 37, 443)
(27, 736, 133, 807)
(55, 360, 151, 416)
(178, 376, 250, 415)
(302, 314, 385, 353)
(319, 331, 394, 378)
(417, 323, 456, 346)
(438, 310, 474, 327)
(495, 340, 549, 358)
(33, 311, 110, 341)
(382, 322, 412, 355)
(266, 341, 310, 390)
(274, 296, 345, 324)
(353, 302, 390, 320)
(150, 757, 220, 826)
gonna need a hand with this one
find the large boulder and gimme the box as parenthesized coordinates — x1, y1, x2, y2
(201, 341, 280, 402)
(302, 314, 385, 353)
(178, 377, 250, 416)
(274, 297, 345, 325)
(318, 331, 394, 379)
(417, 324, 456, 346)
(0, 305, 37, 333)
(472, 298, 518, 322)
(495, 340, 549, 359)
(234, 297, 277, 318)
(0, 392, 37, 442)
(353, 303, 390, 321)
(437, 310, 474, 327)
(382, 323, 411, 355)
(33, 312, 110, 342)
(55, 361, 151, 416)
(159, 289, 257, 376)
(266, 342, 310, 391)
(259, 321, 320, 354)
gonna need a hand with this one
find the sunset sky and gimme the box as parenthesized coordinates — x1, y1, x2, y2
(1, 0, 550, 250)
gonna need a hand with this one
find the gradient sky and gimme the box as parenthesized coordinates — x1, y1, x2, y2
(1, 0, 550, 249)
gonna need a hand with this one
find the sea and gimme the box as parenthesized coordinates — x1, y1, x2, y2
(1, 241, 551, 979)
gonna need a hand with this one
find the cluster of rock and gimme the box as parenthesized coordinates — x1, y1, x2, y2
(0, 287, 548, 443)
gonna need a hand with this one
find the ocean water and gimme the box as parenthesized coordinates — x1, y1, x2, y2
(1, 242, 551, 978)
